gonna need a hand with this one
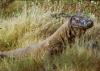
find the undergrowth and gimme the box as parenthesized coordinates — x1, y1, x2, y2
(0, 0, 100, 71)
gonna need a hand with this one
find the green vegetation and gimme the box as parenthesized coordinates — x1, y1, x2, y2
(0, 0, 100, 71)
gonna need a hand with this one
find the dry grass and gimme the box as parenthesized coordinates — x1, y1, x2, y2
(0, 0, 100, 71)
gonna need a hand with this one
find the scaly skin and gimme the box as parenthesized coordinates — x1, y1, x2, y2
(0, 15, 94, 59)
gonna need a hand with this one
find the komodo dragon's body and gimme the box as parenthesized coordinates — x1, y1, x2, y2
(0, 15, 94, 59)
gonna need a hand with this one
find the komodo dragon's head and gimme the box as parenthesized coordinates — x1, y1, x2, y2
(68, 15, 93, 37)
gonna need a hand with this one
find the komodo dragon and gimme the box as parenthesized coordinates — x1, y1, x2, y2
(0, 15, 94, 59)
